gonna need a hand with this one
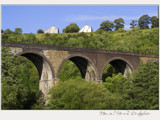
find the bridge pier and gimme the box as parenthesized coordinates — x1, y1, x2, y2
(39, 78, 59, 104)
(95, 80, 102, 84)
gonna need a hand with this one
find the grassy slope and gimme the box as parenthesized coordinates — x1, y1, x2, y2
(2, 28, 159, 55)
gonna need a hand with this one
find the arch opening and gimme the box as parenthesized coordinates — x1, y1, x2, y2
(20, 53, 54, 81)
(16, 52, 55, 102)
(21, 53, 43, 78)
(59, 60, 82, 81)
(110, 59, 132, 75)
(102, 59, 133, 82)
(58, 56, 98, 82)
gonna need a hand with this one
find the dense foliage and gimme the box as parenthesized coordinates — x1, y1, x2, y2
(63, 23, 80, 33)
(114, 18, 125, 30)
(59, 60, 81, 81)
(46, 61, 159, 110)
(103, 61, 159, 109)
(130, 20, 137, 29)
(1, 47, 39, 109)
(102, 64, 117, 82)
(2, 28, 159, 55)
(15, 28, 23, 34)
(129, 61, 159, 109)
(37, 29, 44, 34)
(99, 20, 114, 31)
(138, 15, 150, 29)
(150, 16, 159, 28)
(4, 28, 23, 34)
(47, 79, 123, 110)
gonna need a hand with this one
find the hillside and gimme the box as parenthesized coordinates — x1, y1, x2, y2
(2, 28, 159, 55)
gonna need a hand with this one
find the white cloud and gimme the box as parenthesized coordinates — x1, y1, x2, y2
(65, 11, 159, 22)
(65, 15, 140, 21)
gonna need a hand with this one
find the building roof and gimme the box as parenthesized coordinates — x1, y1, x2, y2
(79, 24, 92, 32)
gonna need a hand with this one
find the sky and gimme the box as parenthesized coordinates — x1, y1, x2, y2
(2, 5, 159, 33)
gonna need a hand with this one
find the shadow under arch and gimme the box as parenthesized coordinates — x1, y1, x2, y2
(15, 51, 55, 80)
(57, 54, 99, 82)
(101, 57, 134, 80)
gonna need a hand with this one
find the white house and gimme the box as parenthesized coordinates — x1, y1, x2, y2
(44, 25, 59, 33)
(79, 24, 93, 33)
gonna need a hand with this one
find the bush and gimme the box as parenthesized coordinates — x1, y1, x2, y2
(96, 29, 105, 34)
(47, 79, 123, 109)
(24, 33, 37, 43)
(117, 28, 126, 32)
(15, 28, 23, 34)
(63, 23, 80, 33)
(37, 29, 44, 34)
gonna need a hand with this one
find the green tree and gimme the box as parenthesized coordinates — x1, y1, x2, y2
(5, 29, 12, 34)
(114, 18, 125, 30)
(99, 20, 114, 31)
(63, 23, 80, 33)
(102, 64, 116, 82)
(15, 28, 23, 34)
(129, 61, 159, 109)
(103, 73, 130, 94)
(1, 29, 3, 33)
(117, 28, 126, 32)
(37, 29, 44, 34)
(1, 47, 39, 109)
(47, 78, 123, 109)
(130, 20, 137, 29)
(59, 60, 81, 81)
(150, 16, 159, 28)
(138, 15, 150, 29)
(96, 29, 105, 34)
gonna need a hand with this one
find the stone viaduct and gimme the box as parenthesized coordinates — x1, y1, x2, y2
(2, 42, 158, 99)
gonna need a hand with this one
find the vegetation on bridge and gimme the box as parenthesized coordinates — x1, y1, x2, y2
(2, 27, 159, 55)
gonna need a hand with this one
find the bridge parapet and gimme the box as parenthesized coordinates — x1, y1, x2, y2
(2, 42, 158, 58)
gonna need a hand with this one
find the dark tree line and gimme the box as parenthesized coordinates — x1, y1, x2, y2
(2, 28, 23, 34)
(99, 15, 158, 31)
(2, 14, 158, 34)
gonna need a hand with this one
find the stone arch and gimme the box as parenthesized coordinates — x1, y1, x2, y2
(15, 51, 55, 80)
(57, 54, 99, 82)
(101, 57, 133, 80)
(15, 51, 56, 97)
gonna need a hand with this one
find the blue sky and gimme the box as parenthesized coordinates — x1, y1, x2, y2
(2, 5, 159, 33)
